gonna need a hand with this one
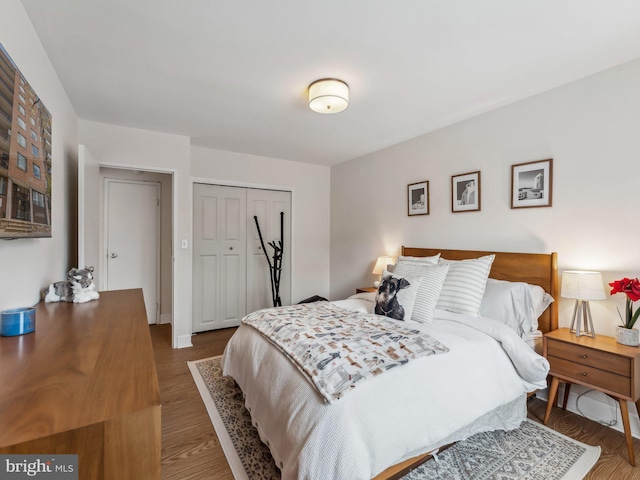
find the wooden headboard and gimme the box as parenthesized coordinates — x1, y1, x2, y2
(401, 246, 559, 333)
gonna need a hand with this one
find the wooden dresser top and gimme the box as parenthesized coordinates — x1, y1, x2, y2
(0, 289, 161, 448)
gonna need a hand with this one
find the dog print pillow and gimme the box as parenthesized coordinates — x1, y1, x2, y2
(374, 271, 422, 321)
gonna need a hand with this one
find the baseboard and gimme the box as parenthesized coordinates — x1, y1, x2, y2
(176, 334, 193, 349)
(537, 385, 640, 440)
(159, 313, 172, 324)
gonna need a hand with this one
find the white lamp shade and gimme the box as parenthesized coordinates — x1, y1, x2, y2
(308, 79, 349, 114)
(372, 256, 394, 276)
(561, 271, 606, 300)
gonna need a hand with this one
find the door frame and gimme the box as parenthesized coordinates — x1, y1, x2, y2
(103, 177, 161, 324)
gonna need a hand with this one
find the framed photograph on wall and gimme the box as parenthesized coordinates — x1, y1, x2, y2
(511, 158, 553, 209)
(407, 181, 429, 216)
(452, 171, 481, 213)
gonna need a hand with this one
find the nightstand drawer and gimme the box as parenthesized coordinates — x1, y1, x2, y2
(548, 355, 631, 397)
(547, 340, 630, 377)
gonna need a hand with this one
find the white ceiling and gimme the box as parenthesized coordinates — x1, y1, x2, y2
(20, 0, 640, 166)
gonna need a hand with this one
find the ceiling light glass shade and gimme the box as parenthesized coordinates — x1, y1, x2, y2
(561, 271, 607, 300)
(308, 79, 349, 114)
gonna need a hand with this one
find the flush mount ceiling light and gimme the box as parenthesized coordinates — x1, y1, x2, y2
(308, 78, 349, 114)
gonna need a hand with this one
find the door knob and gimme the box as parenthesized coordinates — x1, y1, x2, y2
(110, 253, 118, 258)
(229, 247, 234, 251)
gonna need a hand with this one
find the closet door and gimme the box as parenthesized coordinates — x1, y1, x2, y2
(247, 188, 291, 313)
(192, 184, 247, 332)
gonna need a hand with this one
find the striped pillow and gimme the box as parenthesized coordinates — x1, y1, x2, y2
(436, 255, 495, 316)
(392, 262, 450, 323)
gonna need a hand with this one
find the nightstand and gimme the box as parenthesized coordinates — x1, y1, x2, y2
(356, 287, 377, 294)
(543, 328, 640, 465)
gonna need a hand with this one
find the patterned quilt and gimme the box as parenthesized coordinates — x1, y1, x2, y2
(242, 302, 449, 403)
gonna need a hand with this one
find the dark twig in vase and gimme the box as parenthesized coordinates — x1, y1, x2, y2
(253, 212, 284, 307)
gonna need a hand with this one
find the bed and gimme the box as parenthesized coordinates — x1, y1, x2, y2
(222, 247, 558, 479)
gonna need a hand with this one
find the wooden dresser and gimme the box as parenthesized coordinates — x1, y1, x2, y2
(0, 289, 161, 479)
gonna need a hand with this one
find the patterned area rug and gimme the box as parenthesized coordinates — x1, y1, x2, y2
(188, 356, 600, 480)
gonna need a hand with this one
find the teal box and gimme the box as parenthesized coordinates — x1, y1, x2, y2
(1, 307, 36, 336)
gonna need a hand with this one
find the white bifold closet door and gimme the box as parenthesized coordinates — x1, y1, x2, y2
(192, 184, 291, 333)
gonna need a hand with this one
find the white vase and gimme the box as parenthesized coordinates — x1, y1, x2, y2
(616, 326, 640, 347)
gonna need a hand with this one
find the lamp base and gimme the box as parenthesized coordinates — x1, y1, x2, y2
(569, 300, 596, 338)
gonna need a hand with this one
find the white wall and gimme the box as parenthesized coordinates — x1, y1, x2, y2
(191, 146, 331, 303)
(78, 145, 99, 270)
(78, 124, 331, 347)
(0, 1, 78, 311)
(331, 57, 640, 438)
(332, 57, 640, 336)
(78, 120, 191, 347)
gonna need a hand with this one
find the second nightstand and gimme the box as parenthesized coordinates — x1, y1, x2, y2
(543, 328, 640, 465)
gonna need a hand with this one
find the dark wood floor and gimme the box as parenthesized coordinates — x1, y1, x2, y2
(151, 324, 640, 479)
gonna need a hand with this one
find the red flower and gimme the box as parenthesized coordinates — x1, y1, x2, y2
(610, 277, 640, 328)
(609, 277, 640, 302)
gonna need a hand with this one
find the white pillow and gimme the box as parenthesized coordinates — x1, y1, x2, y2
(526, 283, 555, 331)
(436, 255, 495, 316)
(392, 262, 450, 323)
(374, 271, 422, 322)
(480, 279, 535, 337)
(397, 254, 440, 265)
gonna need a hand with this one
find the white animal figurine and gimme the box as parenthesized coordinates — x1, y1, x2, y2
(44, 267, 100, 304)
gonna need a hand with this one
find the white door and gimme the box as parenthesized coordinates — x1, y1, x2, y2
(247, 188, 291, 313)
(104, 179, 160, 324)
(192, 184, 247, 332)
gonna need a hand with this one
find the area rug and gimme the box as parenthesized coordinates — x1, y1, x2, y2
(188, 356, 600, 480)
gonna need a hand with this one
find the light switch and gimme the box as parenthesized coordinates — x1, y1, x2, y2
(181, 239, 188, 249)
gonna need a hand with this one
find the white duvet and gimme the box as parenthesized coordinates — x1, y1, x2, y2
(222, 296, 549, 480)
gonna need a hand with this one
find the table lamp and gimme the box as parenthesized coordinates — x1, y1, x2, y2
(561, 271, 606, 338)
(372, 256, 394, 287)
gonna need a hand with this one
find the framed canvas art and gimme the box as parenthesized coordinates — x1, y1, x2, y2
(408, 181, 429, 216)
(511, 159, 553, 209)
(0, 42, 53, 239)
(452, 171, 480, 213)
